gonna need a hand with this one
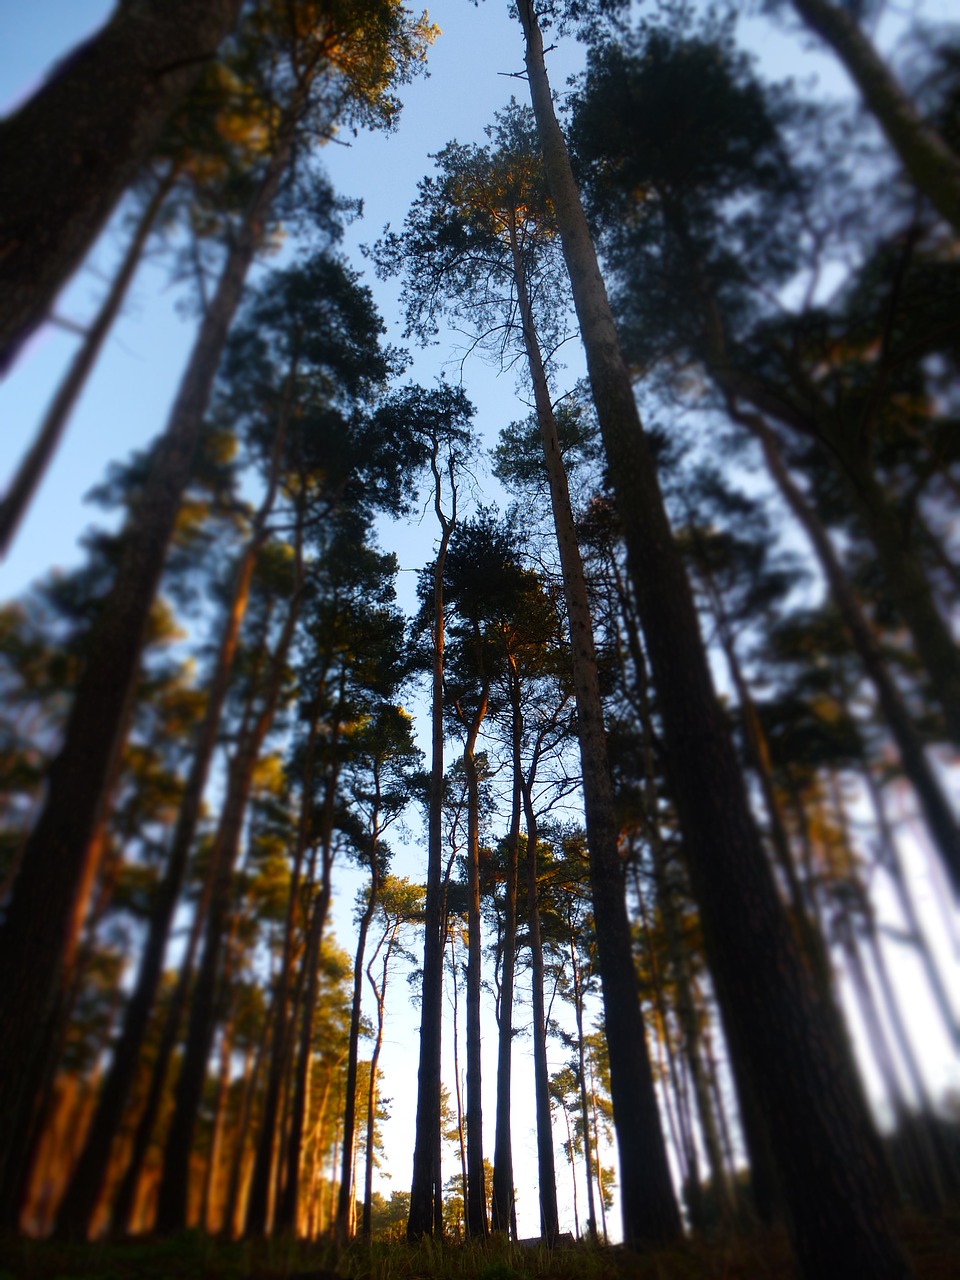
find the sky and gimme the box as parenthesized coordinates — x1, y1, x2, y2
(1, 0, 959, 1243)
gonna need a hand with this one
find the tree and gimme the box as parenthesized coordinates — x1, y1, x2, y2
(513, 3, 909, 1273)
(0, 3, 435, 1209)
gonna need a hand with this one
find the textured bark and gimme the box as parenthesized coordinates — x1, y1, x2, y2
(790, 0, 960, 234)
(408, 445, 457, 1240)
(0, 0, 243, 365)
(509, 216, 680, 1246)
(0, 168, 175, 557)
(0, 145, 290, 1203)
(516, 6, 911, 1275)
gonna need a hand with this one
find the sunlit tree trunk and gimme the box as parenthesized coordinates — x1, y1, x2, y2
(0, 143, 292, 1204)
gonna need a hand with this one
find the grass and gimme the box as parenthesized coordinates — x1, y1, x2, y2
(1, 1210, 958, 1280)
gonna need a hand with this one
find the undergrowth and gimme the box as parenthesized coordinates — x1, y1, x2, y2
(0, 1209, 957, 1280)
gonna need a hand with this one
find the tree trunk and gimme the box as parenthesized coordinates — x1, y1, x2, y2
(0, 141, 291, 1203)
(244, 697, 320, 1236)
(335, 821, 381, 1243)
(408, 445, 457, 1240)
(274, 762, 340, 1236)
(154, 568, 303, 1234)
(509, 214, 679, 1247)
(55, 426, 291, 1238)
(520, 766, 560, 1242)
(459, 686, 490, 1241)
(516, 6, 910, 1274)
(0, 167, 176, 557)
(491, 683, 522, 1237)
(789, 0, 960, 234)
(0, 0, 243, 365)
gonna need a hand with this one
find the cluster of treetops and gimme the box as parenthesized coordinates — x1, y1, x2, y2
(0, 2, 958, 1278)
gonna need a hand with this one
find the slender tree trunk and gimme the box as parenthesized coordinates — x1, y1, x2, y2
(457, 687, 490, 1240)
(520, 775, 560, 1243)
(361, 921, 399, 1238)
(335, 822, 381, 1243)
(789, 0, 960, 234)
(154, 566, 303, 1233)
(491, 684, 522, 1236)
(509, 218, 679, 1246)
(274, 756, 340, 1237)
(861, 767, 959, 1049)
(221, 1020, 267, 1240)
(515, 7, 908, 1274)
(244, 696, 320, 1236)
(0, 167, 176, 556)
(409, 446, 457, 1240)
(0, 0, 243, 365)
(55, 417, 293, 1238)
(0, 142, 292, 1202)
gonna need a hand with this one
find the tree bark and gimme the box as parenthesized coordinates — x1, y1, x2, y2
(516, 6, 910, 1274)
(0, 0, 243, 365)
(520, 739, 561, 1244)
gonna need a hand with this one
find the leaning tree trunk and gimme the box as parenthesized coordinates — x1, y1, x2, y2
(154, 568, 303, 1234)
(55, 394, 293, 1239)
(0, 166, 176, 557)
(738, 408, 960, 890)
(0, 0, 243, 365)
(515, 6, 910, 1276)
(509, 219, 680, 1247)
(0, 141, 291, 1204)
(789, 0, 960, 235)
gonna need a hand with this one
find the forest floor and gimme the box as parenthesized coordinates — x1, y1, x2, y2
(1, 1210, 959, 1280)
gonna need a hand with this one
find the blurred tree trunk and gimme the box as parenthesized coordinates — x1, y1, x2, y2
(0, 0, 243, 365)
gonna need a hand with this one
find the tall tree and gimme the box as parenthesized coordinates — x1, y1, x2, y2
(512, 3, 909, 1274)
(0, 3, 435, 1205)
